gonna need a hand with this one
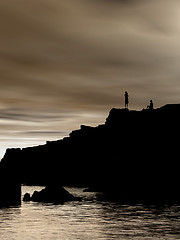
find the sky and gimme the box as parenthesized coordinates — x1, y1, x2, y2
(1, 0, 180, 158)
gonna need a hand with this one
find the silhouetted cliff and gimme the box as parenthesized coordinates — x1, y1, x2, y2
(1, 104, 180, 204)
(0, 149, 21, 207)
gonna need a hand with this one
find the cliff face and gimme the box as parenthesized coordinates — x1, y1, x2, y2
(1, 104, 180, 203)
(0, 148, 21, 207)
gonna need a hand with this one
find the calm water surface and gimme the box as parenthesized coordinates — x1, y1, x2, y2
(0, 186, 180, 240)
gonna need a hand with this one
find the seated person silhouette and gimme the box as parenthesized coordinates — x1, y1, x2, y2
(147, 100, 153, 110)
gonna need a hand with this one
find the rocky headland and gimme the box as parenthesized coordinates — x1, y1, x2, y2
(1, 104, 180, 205)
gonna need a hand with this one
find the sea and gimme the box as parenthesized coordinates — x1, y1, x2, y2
(0, 185, 180, 240)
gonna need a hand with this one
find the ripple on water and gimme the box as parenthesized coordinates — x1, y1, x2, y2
(0, 186, 180, 240)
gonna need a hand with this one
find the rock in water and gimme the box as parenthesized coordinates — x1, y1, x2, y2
(0, 181, 21, 207)
(31, 185, 80, 203)
(23, 193, 31, 201)
(0, 163, 21, 207)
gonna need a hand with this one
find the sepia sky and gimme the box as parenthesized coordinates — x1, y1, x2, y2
(1, 0, 180, 158)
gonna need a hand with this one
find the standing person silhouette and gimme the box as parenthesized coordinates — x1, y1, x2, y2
(149, 100, 153, 109)
(124, 91, 129, 109)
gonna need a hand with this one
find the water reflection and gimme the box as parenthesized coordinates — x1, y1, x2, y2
(0, 186, 179, 240)
(98, 203, 180, 239)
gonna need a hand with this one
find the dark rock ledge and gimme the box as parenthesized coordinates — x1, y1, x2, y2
(23, 185, 81, 203)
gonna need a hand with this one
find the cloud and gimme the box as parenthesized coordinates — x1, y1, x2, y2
(1, 1, 180, 105)
(0, 108, 73, 122)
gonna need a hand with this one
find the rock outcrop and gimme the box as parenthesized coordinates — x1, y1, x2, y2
(0, 148, 21, 207)
(1, 104, 180, 204)
(24, 185, 80, 203)
(0, 165, 21, 207)
(23, 193, 31, 201)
